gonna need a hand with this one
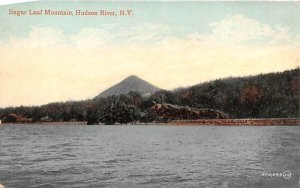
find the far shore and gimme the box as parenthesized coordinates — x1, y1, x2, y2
(1, 118, 300, 126)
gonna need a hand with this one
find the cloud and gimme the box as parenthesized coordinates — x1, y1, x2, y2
(70, 27, 113, 47)
(7, 16, 297, 49)
(210, 15, 273, 42)
(272, 25, 291, 43)
(209, 14, 298, 44)
(118, 23, 169, 42)
(5, 22, 169, 49)
(1, 16, 299, 107)
(9, 26, 67, 48)
(7, 26, 112, 48)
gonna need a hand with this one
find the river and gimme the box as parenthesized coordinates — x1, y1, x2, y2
(0, 125, 299, 188)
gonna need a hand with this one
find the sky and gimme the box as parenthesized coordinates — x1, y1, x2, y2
(0, 1, 299, 107)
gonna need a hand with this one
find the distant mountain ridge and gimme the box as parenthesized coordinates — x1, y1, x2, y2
(94, 75, 161, 98)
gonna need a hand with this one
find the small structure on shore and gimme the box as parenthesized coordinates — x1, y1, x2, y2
(40, 115, 52, 122)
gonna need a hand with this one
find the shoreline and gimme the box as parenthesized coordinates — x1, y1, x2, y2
(169, 118, 300, 126)
(0, 121, 87, 125)
(0, 118, 299, 126)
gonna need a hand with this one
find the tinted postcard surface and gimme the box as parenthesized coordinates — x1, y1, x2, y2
(0, 1, 299, 188)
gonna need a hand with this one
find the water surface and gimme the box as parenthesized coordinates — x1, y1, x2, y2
(0, 125, 299, 188)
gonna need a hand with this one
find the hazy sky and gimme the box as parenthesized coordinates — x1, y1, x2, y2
(0, 1, 299, 107)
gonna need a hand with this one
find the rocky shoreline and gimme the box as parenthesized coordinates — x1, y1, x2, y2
(170, 118, 300, 126)
(1, 118, 300, 126)
(0, 121, 87, 125)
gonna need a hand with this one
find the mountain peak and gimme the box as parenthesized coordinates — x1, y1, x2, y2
(123, 75, 140, 81)
(128, 75, 139, 78)
(95, 75, 161, 98)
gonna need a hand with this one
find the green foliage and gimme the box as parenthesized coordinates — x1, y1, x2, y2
(0, 68, 299, 123)
(174, 68, 300, 118)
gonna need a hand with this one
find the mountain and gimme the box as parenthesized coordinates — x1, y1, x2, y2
(0, 68, 299, 124)
(95, 75, 161, 98)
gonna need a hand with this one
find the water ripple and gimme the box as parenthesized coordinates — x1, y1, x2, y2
(0, 125, 299, 188)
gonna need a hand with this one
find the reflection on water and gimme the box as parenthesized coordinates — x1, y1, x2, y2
(0, 125, 299, 188)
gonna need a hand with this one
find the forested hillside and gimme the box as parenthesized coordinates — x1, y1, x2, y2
(169, 68, 300, 118)
(0, 68, 299, 124)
